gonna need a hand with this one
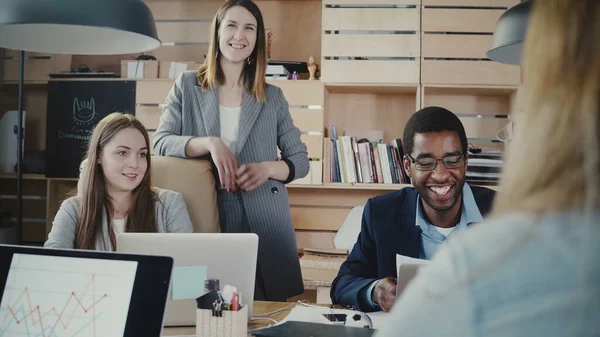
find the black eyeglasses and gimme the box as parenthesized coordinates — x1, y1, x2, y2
(405, 153, 466, 171)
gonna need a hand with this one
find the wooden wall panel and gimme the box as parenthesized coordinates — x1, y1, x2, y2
(324, 91, 417, 143)
(295, 230, 336, 250)
(422, 35, 493, 59)
(421, 3, 521, 86)
(290, 108, 324, 133)
(422, 0, 517, 7)
(156, 22, 211, 43)
(422, 9, 503, 33)
(322, 8, 420, 31)
(136, 106, 163, 129)
(136, 80, 174, 104)
(322, 34, 419, 58)
(291, 206, 348, 231)
(421, 60, 521, 86)
(302, 135, 324, 159)
(45, 180, 77, 234)
(1, 52, 72, 82)
(274, 81, 324, 106)
(321, 60, 419, 84)
(423, 87, 512, 115)
(325, 0, 420, 4)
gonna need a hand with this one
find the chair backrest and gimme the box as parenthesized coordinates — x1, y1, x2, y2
(333, 205, 364, 252)
(77, 156, 219, 233)
(151, 156, 219, 233)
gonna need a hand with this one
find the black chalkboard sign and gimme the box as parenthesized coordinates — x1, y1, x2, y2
(45, 81, 136, 178)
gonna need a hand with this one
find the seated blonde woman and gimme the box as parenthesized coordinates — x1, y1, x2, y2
(45, 113, 193, 251)
(375, 1, 599, 336)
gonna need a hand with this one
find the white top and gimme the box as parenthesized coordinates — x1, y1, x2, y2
(219, 105, 242, 154)
(433, 226, 455, 237)
(112, 218, 126, 236)
(373, 211, 600, 337)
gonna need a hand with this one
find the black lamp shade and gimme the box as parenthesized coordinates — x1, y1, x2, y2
(487, 0, 532, 65)
(0, 0, 161, 55)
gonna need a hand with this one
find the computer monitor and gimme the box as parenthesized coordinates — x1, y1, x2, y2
(0, 244, 173, 337)
(116, 233, 259, 326)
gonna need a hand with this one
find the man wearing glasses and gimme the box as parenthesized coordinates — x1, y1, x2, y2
(331, 106, 496, 312)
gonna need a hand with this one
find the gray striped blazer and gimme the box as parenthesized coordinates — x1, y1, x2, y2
(153, 71, 309, 301)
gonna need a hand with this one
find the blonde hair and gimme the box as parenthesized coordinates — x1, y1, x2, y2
(492, 0, 600, 215)
(197, 0, 267, 101)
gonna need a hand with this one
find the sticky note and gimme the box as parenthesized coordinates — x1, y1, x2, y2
(172, 265, 207, 300)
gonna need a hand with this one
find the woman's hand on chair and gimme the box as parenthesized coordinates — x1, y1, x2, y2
(208, 138, 238, 193)
(236, 163, 270, 192)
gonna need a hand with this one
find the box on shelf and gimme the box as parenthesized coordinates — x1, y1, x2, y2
(120, 60, 159, 79)
(159, 61, 203, 79)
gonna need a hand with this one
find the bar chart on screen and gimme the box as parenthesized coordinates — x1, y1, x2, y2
(0, 254, 138, 337)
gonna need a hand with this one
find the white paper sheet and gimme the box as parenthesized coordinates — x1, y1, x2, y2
(396, 254, 429, 272)
(396, 254, 430, 295)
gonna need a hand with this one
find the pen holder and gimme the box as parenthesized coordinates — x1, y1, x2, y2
(196, 305, 248, 337)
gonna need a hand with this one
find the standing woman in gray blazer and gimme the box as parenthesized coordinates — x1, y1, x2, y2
(153, 0, 309, 301)
(45, 113, 193, 251)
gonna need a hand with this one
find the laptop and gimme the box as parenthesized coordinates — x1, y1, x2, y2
(0, 244, 173, 337)
(117, 233, 259, 326)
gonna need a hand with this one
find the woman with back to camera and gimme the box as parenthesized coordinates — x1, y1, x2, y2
(375, 1, 599, 336)
(153, 0, 310, 301)
(45, 113, 193, 251)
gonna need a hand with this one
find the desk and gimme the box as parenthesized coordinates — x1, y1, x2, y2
(162, 301, 325, 336)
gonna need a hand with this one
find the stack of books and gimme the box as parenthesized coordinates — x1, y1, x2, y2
(322, 127, 411, 184)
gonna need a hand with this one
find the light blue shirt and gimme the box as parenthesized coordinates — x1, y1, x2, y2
(374, 210, 600, 337)
(416, 182, 483, 259)
(364, 183, 483, 309)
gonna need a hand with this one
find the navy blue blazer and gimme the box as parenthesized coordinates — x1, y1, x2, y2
(330, 185, 496, 312)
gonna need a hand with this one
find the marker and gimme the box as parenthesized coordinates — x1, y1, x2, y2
(231, 292, 239, 311)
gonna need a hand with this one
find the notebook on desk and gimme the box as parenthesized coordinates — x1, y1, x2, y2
(0, 244, 173, 337)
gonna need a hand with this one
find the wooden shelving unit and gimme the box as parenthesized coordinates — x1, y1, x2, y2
(0, 0, 520, 248)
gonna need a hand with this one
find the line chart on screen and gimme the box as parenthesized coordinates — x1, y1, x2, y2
(0, 253, 138, 337)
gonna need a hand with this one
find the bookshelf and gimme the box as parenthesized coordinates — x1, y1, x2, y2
(0, 0, 520, 248)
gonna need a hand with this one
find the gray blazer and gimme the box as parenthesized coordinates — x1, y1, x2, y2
(44, 187, 193, 250)
(153, 71, 309, 301)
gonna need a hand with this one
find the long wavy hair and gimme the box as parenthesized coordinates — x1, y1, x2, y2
(75, 113, 157, 250)
(492, 0, 600, 215)
(197, 0, 268, 101)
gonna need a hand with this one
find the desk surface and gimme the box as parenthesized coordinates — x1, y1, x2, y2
(162, 301, 314, 336)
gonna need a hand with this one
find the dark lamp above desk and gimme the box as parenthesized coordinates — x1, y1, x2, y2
(0, 0, 161, 54)
(487, 0, 532, 66)
(0, 0, 161, 244)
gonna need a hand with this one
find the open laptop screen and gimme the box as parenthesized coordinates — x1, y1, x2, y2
(0, 245, 173, 337)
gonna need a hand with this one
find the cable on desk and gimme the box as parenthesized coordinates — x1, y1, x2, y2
(251, 317, 278, 324)
(248, 317, 279, 334)
(248, 300, 335, 333)
(251, 301, 299, 317)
